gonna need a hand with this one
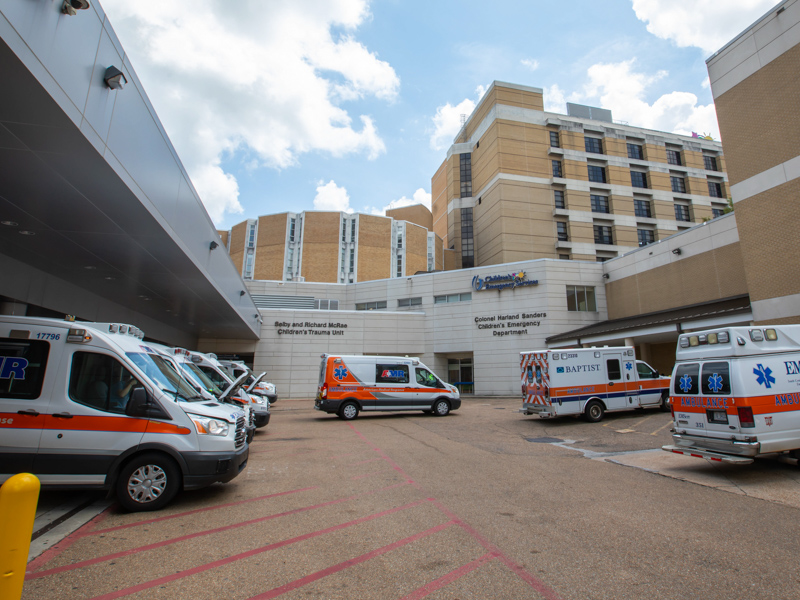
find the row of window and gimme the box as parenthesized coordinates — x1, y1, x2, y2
(356, 293, 473, 310)
(549, 131, 720, 172)
(557, 190, 725, 222)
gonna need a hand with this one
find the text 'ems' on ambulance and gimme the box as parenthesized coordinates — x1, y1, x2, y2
(315, 354, 460, 420)
(520, 347, 670, 422)
(0, 316, 249, 511)
(663, 326, 800, 465)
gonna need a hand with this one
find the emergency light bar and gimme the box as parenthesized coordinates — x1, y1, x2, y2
(66, 328, 92, 343)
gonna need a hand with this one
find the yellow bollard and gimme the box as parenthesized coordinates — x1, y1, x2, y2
(0, 474, 40, 600)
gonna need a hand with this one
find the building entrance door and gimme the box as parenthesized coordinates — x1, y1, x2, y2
(447, 357, 473, 395)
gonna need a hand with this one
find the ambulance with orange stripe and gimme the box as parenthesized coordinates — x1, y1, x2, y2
(519, 347, 670, 422)
(0, 316, 249, 511)
(663, 326, 800, 464)
(315, 354, 460, 420)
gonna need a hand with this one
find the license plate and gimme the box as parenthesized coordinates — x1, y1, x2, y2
(706, 409, 728, 424)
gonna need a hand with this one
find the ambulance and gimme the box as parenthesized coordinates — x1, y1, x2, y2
(0, 316, 249, 511)
(519, 347, 670, 422)
(663, 325, 800, 464)
(315, 354, 460, 420)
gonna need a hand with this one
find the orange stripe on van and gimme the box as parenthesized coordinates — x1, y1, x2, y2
(34, 414, 191, 435)
(673, 393, 800, 415)
(0, 412, 45, 428)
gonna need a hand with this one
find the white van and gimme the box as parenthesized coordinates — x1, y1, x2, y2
(315, 354, 460, 420)
(0, 316, 249, 511)
(220, 359, 277, 404)
(663, 325, 800, 464)
(519, 347, 670, 422)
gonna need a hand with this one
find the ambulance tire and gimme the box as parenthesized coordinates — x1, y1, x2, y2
(433, 399, 451, 417)
(338, 401, 359, 420)
(660, 392, 670, 412)
(584, 400, 605, 423)
(116, 452, 181, 512)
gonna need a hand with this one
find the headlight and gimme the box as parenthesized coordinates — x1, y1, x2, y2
(254, 396, 266, 405)
(188, 414, 230, 436)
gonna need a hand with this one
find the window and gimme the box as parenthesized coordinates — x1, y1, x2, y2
(607, 359, 621, 380)
(588, 165, 606, 183)
(594, 225, 613, 245)
(634, 199, 651, 218)
(69, 352, 141, 414)
(631, 171, 648, 188)
(556, 222, 569, 241)
(243, 251, 254, 280)
(708, 181, 723, 198)
(349, 248, 355, 273)
(666, 149, 682, 166)
(701, 362, 731, 395)
(0, 339, 49, 400)
(376, 364, 409, 384)
(350, 220, 356, 242)
(397, 234, 402, 249)
(416, 367, 441, 388)
(703, 155, 718, 171)
(637, 363, 659, 379)
(286, 247, 294, 274)
(396, 254, 403, 278)
(554, 190, 565, 209)
(590, 194, 609, 214)
(549, 131, 560, 148)
(397, 297, 422, 308)
(673, 364, 699, 395)
(559, 254, 570, 260)
(461, 208, 474, 269)
(341, 221, 347, 243)
(356, 301, 387, 310)
(552, 160, 563, 178)
(674, 204, 691, 222)
(247, 223, 256, 248)
(434, 293, 471, 304)
(585, 137, 603, 154)
(712, 208, 725, 218)
(289, 218, 296, 242)
(596, 256, 609, 263)
(627, 143, 644, 160)
(670, 176, 686, 193)
(460, 153, 472, 197)
(314, 299, 339, 310)
(566, 286, 597, 312)
(637, 229, 655, 247)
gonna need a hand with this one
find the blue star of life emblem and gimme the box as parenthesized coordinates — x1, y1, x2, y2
(625, 362, 633, 371)
(753, 364, 775, 388)
(333, 365, 348, 381)
(679, 374, 692, 393)
(707, 373, 723, 393)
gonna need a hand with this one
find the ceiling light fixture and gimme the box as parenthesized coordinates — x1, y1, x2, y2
(1, 221, 18, 227)
(19, 230, 35, 236)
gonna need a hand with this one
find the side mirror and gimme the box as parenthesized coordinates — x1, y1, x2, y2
(654, 370, 660, 378)
(126, 387, 171, 420)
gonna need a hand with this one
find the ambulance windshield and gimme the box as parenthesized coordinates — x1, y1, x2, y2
(180, 362, 224, 397)
(127, 352, 203, 402)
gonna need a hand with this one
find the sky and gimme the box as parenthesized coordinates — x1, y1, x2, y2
(100, 0, 781, 230)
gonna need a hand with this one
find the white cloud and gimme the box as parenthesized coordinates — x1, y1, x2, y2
(101, 0, 398, 225)
(631, 0, 781, 54)
(429, 84, 489, 151)
(521, 58, 540, 71)
(367, 188, 432, 216)
(313, 180, 352, 212)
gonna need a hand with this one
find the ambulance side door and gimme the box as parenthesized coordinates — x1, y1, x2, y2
(635, 361, 662, 406)
(0, 335, 54, 477)
(35, 347, 146, 485)
(604, 354, 629, 410)
(374, 363, 410, 408)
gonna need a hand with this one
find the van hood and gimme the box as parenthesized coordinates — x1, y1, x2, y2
(181, 401, 245, 424)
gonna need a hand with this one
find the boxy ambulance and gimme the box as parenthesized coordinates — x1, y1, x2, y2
(315, 354, 460, 419)
(519, 347, 670, 422)
(663, 326, 800, 464)
(0, 316, 249, 511)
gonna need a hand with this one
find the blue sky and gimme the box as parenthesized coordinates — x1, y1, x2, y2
(101, 0, 780, 229)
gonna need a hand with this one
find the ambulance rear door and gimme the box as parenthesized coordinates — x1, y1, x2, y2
(672, 360, 736, 435)
(0, 332, 54, 476)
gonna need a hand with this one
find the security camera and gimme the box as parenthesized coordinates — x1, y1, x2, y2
(62, 0, 90, 16)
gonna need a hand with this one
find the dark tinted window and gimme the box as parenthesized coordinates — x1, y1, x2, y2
(69, 352, 141, 414)
(607, 359, 621, 380)
(376, 364, 409, 384)
(637, 362, 658, 379)
(0, 339, 50, 400)
(701, 362, 731, 395)
(674, 363, 699, 395)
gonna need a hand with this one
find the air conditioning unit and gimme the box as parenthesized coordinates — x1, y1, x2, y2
(296, 276, 305, 282)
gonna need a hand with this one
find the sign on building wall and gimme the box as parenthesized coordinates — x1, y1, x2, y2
(275, 320, 348, 336)
(472, 271, 538, 292)
(474, 312, 547, 337)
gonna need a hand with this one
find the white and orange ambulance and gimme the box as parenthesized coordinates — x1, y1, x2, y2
(519, 347, 670, 422)
(315, 354, 460, 420)
(0, 316, 249, 511)
(663, 325, 800, 464)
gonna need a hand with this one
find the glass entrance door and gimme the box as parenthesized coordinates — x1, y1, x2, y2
(448, 358, 473, 394)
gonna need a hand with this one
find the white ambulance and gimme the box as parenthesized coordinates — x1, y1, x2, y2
(519, 347, 670, 422)
(663, 325, 800, 464)
(315, 354, 461, 420)
(0, 316, 249, 511)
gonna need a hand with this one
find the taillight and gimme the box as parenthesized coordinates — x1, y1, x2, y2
(737, 406, 755, 428)
(670, 401, 675, 419)
(321, 384, 328, 399)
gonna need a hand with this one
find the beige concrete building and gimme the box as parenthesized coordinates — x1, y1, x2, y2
(707, 0, 800, 325)
(223, 208, 445, 284)
(432, 82, 731, 268)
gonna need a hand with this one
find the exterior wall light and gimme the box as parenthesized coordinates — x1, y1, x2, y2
(602, 273, 610, 279)
(62, 0, 90, 15)
(672, 248, 682, 255)
(209, 241, 219, 250)
(104, 66, 127, 90)
(239, 290, 246, 296)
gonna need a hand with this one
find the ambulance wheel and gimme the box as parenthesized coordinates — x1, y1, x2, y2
(660, 392, 671, 412)
(338, 402, 359, 420)
(433, 399, 451, 416)
(116, 453, 180, 512)
(584, 400, 605, 423)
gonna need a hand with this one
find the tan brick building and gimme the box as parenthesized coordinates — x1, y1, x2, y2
(432, 81, 731, 268)
(222, 209, 445, 284)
